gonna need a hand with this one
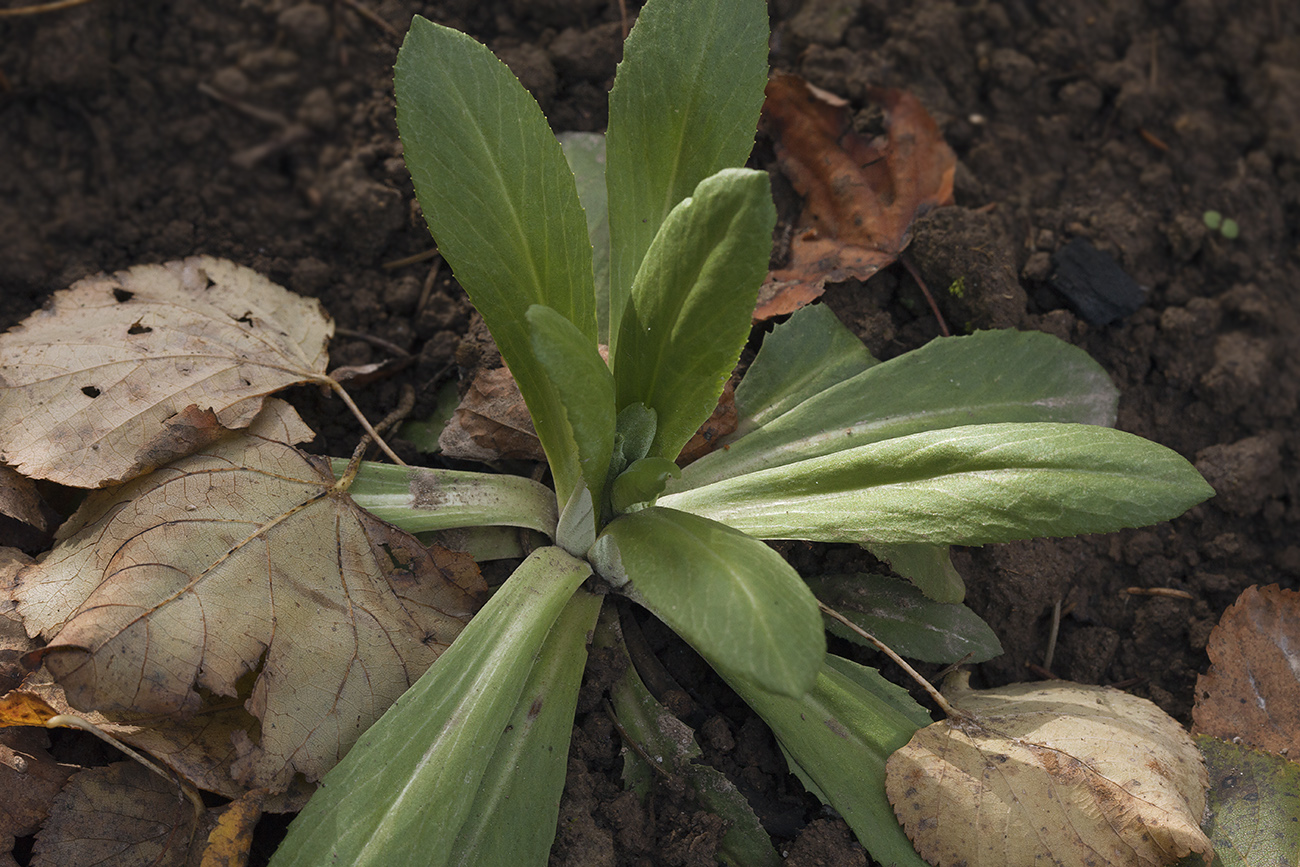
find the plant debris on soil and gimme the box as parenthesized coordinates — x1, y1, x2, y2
(1, 0, 1298, 865)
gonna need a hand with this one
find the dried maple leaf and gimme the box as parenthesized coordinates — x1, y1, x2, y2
(13, 402, 486, 792)
(886, 672, 1212, 867)
(0, 256, 332, 488)
(1192, 584, 1300, 759)
(757, 73, 956, 320)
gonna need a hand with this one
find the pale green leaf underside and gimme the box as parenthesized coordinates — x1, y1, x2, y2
(613, 168, 775, 461)
(557, 131, 611, 342)
(725, 656, 931, 867)
(661, 422, 1215, 545)
(447, 590, 603, 866)
(395, 18, 595, 504)
(677, 328, 1122, 489)
(333, 459, 559, 538)
(269, 547, 591, 867)
(1190, 735, 1300, 867)
(807, 573, 1003, 664)
(591, 506, 824, 698)
(866, 541, 966, 603)
(605, 0, 768, 359)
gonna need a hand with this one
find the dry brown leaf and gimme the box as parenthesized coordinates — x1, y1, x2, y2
(1192, 583, 1300, 759)
(2, 727, 78, 860)
(757, 73, 956, 320)
(676, 376, 738, 466)
(886, 673, 1212, 867)
(30, 761, 200, 867)
(13, 402, 487, 792)
(439, 366, 547, 462)
(0, 256, 331, 488)
(0, 467, 57, 552)
(198, 788, 264, 867)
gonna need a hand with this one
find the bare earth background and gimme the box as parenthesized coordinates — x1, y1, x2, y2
(1, 1, 1297, 864)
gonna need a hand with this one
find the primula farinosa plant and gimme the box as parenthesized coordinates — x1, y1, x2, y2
(272, 1, 1212, 864)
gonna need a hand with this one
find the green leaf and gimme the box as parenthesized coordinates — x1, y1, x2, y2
(1179, 735, 1300, 867)
(447, 589, 603, 865)
(269, 546, 591, 867)
(807, 573, 1003, 664)
(600, 612, 782, 867)
(732, 303, 878, 439)
(558, 131, 611, 342)
(589, 506, 824, 698)
(527, 304, 616, 548)
(395, 18, 595, 505)
(613, 168, 775, 461)
(397, 378, 460, 454)
(333, 459, 558, 538)
(660, 422, 1215, 545)
(866, 542, 966, 603)
(610, 456, 680, 514)
(676, 329, 1122, 489)
(605, 0, 768, 360)
(725, 656, 931, 867)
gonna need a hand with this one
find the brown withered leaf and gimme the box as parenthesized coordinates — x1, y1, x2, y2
(0, 256, 331, 488)
(887, 672, 1212, 867)
(198, 788, 265, 867)
(29, 762, 200, 867)
(14, 402, 487, 792)
(0, 467, 58, 553)
(1193, 584, 1300, 759)
(757, 73, 956, 320)
(2, 727, 78, 863)
(439, 366, 546, 462)
(676, 376, 738, 466)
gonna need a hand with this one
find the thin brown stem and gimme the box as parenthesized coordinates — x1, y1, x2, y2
(316, 376, 408, 468)
(0, 0, 96, 16)
(899, 254, 951, 337)
(818, 600, 962, 719)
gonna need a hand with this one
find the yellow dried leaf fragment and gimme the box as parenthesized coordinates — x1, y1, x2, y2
(0, 256, 332, 488)
(13, 405, 486, 792)
(886, 673, 1212, 867)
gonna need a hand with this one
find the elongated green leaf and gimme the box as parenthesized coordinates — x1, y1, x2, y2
(1183, 735, 1300, 867)
(395, 18, 595, 504)
(527, 304, 616, 550)
(605, 0, 768, 359)
(333, 459, 558, 538)
(866, 542, 966, 603)
(675, 329, 1122, 489)
(733, 303, 878, 439)
(558, 131, 611, 342)
(589, 506, 823, 698)
(600, 612, 782, 867)
(613, 169, 775, 461)
(660, 422, 1215, 545)
(270, 546, 591, 867)
(448, 590, 603, 865)
(808, 573, 1002, 664)
(725, 656, 931, 867)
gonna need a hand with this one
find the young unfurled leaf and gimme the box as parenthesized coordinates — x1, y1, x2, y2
(755, 74, 956, 319)
(613, 168, 776, 462)
(395, 17, 595, 507)
(1192, 584, 1300, 759)
(14, 403, 486, 792)
(605, 0, 768, 359)
(0, 256, 331, 488)
(886, 673, 1213, 867)
(590, 507, 823, 698)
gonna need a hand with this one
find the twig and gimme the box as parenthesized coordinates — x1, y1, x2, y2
(899, 254, 951, 337)
(1125, 586, 1194, 600)
(819, 601, 962, 719)
(0, 0, 96, 16)
(1042, 598, 1061, 672)
(197, 81, 311, 168)
(335, 326, 414, 359)
(339, 0, 401, 43)
(382, 247, 440, 269)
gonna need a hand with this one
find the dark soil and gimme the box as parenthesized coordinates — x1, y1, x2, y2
(2, 1, 1298, 865)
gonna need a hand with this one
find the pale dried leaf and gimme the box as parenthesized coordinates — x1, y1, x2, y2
(438, 366, 545, 462)
(0, 467, 57, 551)
(2, 727, 77, 844)
(1192, 583, 1300, 759)
(0, 256, 330, 488)
(886, 673, 1212, 867)
(14, 405, 486, 792)
(30, 762, 198, 867)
